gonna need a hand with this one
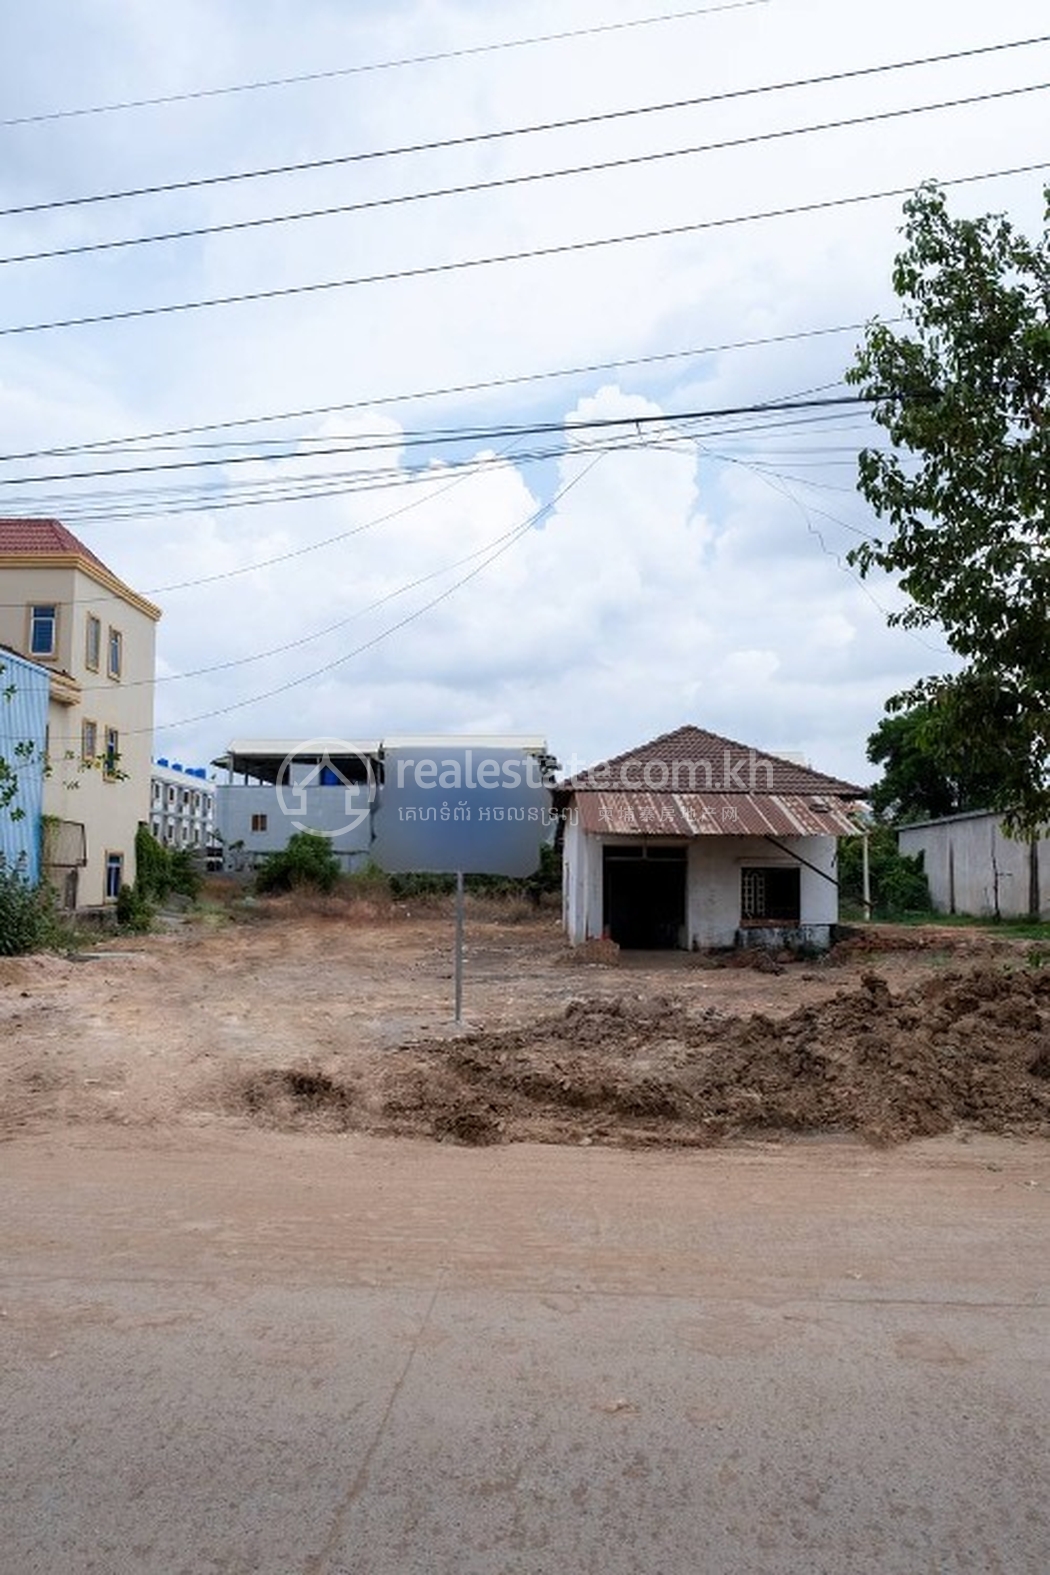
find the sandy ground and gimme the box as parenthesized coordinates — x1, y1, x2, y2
(1, 901, 1048, 1145)
(4, 1128, 1050, 1573)
(4, 908, 1050, 1570)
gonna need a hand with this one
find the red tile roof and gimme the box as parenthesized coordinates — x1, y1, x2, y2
(561, 724, 865, 798)
(0, 517, 111, 574)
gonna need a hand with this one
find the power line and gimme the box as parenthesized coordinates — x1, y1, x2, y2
(148, 455, 605, 736)
(0, 3, 768, 129)
(4, 81, 1043, 269)
(2, 34, 1045, 219)
(0, 320, 884, 465)
(3, 159, 1046, 339)
(0, 397, 866, 487)
(81, 514, 542, 691)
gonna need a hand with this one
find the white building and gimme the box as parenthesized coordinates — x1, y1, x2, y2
(898, 811, 1048, 920)
(150, 760, 216, 855)
(0, 518, 161, 907)
(558, 725, 864, 951)
(213, 735, 552, 872)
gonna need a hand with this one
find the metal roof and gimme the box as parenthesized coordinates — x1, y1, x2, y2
(575, 791, 862, 838)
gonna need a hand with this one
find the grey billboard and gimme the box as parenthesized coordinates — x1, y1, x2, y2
(372, 746, 555, 876)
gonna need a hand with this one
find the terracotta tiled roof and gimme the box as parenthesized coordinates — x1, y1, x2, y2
(0, 517, 111, 574)
(561, 724, 865, 798)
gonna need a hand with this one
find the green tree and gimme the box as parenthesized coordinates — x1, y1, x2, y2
(255, 831, 342, 895)
(846, 183, 1050, 833)
(865, 702, 1003, 823)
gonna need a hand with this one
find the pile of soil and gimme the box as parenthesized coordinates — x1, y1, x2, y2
(227, 964, 1050, 1147)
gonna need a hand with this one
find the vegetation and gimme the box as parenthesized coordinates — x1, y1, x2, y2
(0, 855, 56, 955)
(134, 825, 202, 903)
(847, 182, 1050, 834)
(865, 702, 1002, 823)
(838, 828, 931, 918)
(255, 831, 343, 894)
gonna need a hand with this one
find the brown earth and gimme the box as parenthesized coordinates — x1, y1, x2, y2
(2, 899, 1049, 1148)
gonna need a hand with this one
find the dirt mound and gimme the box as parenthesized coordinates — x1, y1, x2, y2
(230, 1067, 359, 1130)
(215, 965, 1050, 1148)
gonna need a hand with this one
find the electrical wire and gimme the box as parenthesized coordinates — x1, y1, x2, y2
(147, 454, 605, 736)
(0, 3, 769, 128)
(3, 33, 1045, 218)
(0, 396, 865, 487)
(0, 319, 887, 465)
(4, 81, 1044, 269)
(3, 159, 1047, 340)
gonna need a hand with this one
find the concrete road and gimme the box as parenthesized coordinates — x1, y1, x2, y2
(3, 1129, 1050, 1574)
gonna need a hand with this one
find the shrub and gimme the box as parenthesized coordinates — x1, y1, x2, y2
(116, 883, 153, 933)
(838, 829, 931, 917)
(0, 855, 53, 955)
(134, 826, 202, 903)
(255, 832, 342, 895)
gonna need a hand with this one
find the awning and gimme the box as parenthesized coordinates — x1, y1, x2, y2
(574, 791, 862, 838)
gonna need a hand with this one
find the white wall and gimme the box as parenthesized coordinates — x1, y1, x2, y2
(216, 784, 373, 870)
(899, 815, 1045, 918)
(563, 821, 839, 948)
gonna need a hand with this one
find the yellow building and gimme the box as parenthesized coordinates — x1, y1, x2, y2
(0, 519, 161, 907)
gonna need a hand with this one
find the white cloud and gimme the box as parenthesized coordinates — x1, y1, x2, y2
(0, 0, 1043, 784)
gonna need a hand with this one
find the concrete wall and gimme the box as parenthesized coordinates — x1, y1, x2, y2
(0, 650, 49, 884)
(899, 814, 1047, 919)
(0, 561, 158, 905)
(216, 784, 374, 870)
(562, 817, 840, 948)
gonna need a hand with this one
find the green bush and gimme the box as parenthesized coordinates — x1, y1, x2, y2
(255, 832, 342, 895)
(134, 825, 202, 903)
(0, 856, 53, 955)
(838, 829, 931, 917)
(116, 883, 154, 933)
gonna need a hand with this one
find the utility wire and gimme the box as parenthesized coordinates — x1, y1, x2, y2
(2, 33, 1045, 218)
(148, 455, 604, 736)
(0, 3, 768, 128)
(3, 81, 1044, 269)
(0, 320, 884, 464)
(83, 509, 555, 691)
(3, 159, 1047, 340)
(0, 397, 865, 487)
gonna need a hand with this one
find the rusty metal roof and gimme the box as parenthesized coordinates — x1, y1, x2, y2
(575, 791, 862, 838)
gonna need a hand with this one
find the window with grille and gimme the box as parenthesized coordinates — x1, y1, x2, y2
(741, 866, 800, 924)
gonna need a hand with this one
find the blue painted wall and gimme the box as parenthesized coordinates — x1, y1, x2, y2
(0, 650, 49, 884)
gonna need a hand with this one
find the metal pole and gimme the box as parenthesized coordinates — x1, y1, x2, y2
(862, 831, 872, 921)
(454, 870, 465, 1022)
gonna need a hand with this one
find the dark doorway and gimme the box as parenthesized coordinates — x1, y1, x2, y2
(603, 844, 687, 949)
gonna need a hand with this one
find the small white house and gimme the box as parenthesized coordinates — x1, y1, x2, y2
(558, 725, 864, 951)
(898, 811, 1048, 919)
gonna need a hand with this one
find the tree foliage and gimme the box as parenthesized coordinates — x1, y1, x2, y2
(865, 702, 1003, 823)
(846, 183, 1050, 833)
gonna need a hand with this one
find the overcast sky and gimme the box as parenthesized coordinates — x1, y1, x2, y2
(0, 0, 1046, 783)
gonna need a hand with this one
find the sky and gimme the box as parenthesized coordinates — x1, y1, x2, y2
(0, 0, 1046, 785)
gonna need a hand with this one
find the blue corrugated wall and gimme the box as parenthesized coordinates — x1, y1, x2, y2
(0, 650, 49, 885)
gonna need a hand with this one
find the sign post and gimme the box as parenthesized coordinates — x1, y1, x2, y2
(371, 745, 553, 1023)
(454, 871, 465, 1023)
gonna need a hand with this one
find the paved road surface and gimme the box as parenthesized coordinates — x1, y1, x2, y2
(3, 1129, 1049, 1573)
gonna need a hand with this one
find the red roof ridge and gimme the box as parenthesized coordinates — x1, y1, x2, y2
(560, 723, 865, 798)
(0, 516, 113, 574)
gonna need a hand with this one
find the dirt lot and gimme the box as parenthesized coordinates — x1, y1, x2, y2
(3, 899, 1050, 1148)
